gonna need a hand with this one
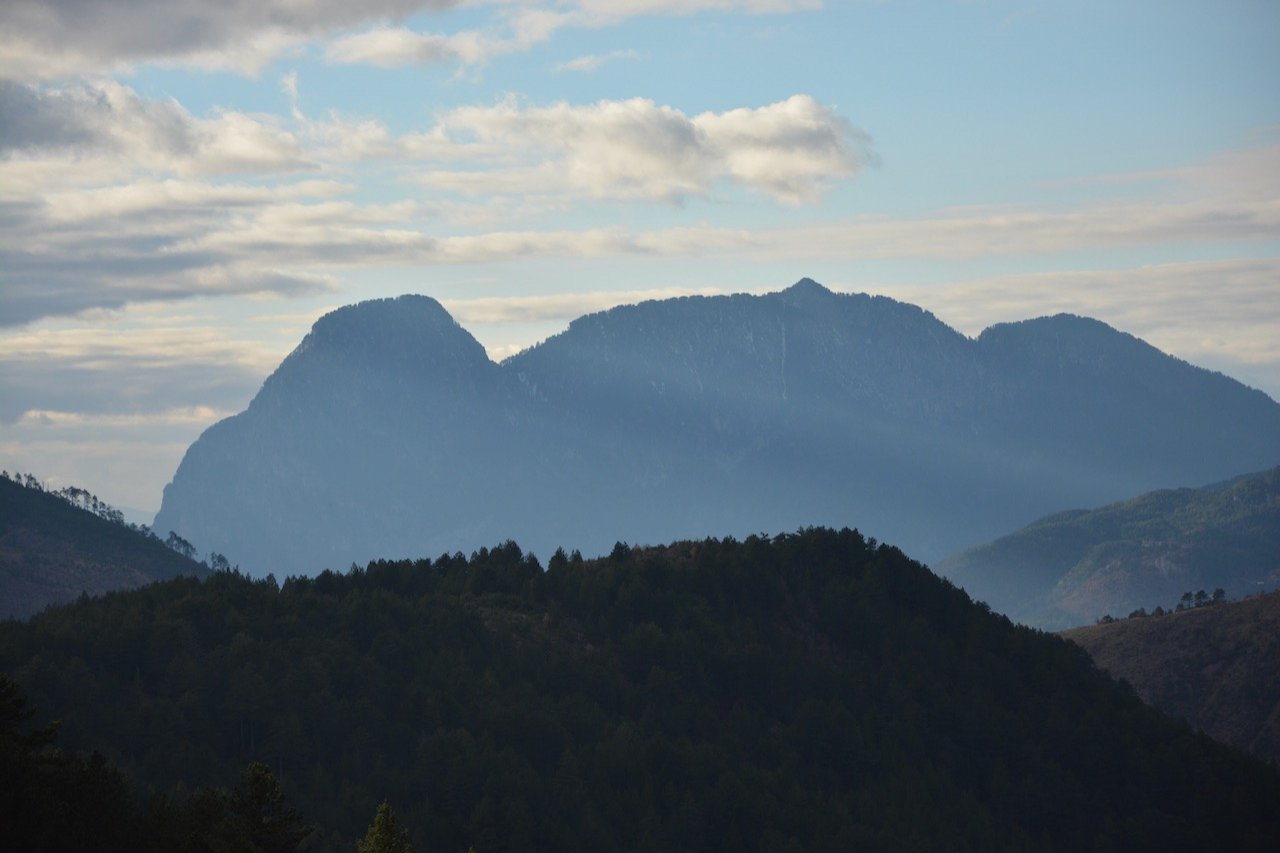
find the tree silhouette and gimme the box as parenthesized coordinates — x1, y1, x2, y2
(220, 761, 312, 852)
(359, 801, 413, 853)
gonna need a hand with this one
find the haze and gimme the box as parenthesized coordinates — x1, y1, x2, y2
(1, 0, 1278, 515)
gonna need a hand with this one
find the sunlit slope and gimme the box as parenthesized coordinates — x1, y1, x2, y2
(941, 467, 1280, 628)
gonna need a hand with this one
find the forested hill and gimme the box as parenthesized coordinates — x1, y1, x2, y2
(1064, 589, 1280, 767)
(155, 281, 1280, 577)
(0, 475, 209, 619)
(3, 529, 1279, 851)
(939, 466, 1280, 629)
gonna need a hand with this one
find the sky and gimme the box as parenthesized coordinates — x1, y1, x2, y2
(1, 0, 1278, 517)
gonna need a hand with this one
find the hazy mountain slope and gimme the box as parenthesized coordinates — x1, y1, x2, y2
(155, 280, 1280, 577)
(1063, 590, 1280, 766)
(975, 315, 1280, 500)
(156, 294, 517, 573)
(0, 477, 209, 619)
(3, 528, 1278, 850)
(939, 467, 1280, 629)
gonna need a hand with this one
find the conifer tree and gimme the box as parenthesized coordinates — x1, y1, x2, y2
(358, 800, 412, 853)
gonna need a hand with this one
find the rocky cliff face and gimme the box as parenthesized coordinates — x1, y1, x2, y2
(155, 280, 1280, 577)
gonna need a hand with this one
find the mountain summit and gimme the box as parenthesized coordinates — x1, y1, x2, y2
(155, 280, 1280, 577)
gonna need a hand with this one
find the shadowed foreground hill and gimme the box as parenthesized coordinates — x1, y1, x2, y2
(3, 528, 1278, 851)
(0, 476, 209, 620)
(1064, 590, 1280, 767)
(939, 467, 1280, 629)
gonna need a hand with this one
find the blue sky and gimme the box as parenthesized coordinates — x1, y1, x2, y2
(1, 0, 1278, 514)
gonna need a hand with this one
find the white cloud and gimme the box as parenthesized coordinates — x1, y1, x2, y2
(554, 49, 642, 73)
(16, 406, 236, 429)
(748, 198, 1280, 260)
(443, 286, 729, 325)
(324, 26, 500, 68)
(423, 94, 869, 203)
(326, 0, 820, 70)
(0, 79, 309, 176)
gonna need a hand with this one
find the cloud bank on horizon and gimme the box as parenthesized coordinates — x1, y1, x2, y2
(1, 0, 1278, 510)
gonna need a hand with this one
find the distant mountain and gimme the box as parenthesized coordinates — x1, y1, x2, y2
(0, 477, 210, 619)
(155, 280, 1280, 576)
(3, 528, 1279, 849)
(1064, 590, 1280, 767)
(938, 467, 1280, 629)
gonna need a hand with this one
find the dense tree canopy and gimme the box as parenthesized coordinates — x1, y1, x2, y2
(3, 528, 1279, 850)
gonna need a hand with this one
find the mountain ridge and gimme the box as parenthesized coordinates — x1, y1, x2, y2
(0, 476, 210, 619)
(155, 279, 1280, 577)
(940, 466, 1280, 628)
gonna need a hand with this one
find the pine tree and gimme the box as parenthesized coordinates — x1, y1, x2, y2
(221, 761, 312, 852)
(358, 800, 412, 853)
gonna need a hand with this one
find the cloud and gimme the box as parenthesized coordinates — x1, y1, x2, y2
(0, 76, 870, 324)
(0, 79, 309, 175)
(2, 73, 1272, 332)
(0, 0, 818, 78)
(554, 49, 642, 73)
(324, 26, 500, 68)
(423, 94, 870, 203)
(443, 286, 729, 325)
(326, 1, 819, 70)
(867, 257, 1280, 398)
(15, 407, 236, 429)
(0, 317, 285, 425)
(0, 174, 344, 326)
(748, 198, 1280, 261)
(0, 0, 460, 78)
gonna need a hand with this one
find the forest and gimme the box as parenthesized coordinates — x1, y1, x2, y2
(4, 528, 1280, 850)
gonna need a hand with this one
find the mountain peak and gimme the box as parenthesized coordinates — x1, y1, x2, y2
(285, 293, 488, 367)
(783, 277, 832, 297)
(307, 294, 456, 343)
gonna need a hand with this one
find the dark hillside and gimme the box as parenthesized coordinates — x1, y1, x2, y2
(0, 477, 209, 619)
(1064, 590, 1280, 767)
(2, 529, 1277, 851)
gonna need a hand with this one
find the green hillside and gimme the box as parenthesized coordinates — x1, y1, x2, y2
(938, 466, 1280, 629)
(1064, 589, 1280, 767)
(0, 476, 209, 619)
(3, 529, 1278, 851)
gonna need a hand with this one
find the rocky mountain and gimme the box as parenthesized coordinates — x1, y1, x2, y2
(1063, 589, 1280, 767)
(0, 476, 209, 619)
(155, 280, 1280, 577)
(939, 467, 1280, 629)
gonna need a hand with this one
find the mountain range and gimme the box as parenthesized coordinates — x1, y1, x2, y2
(940, 466, 1280, 628)
(155, 279, 1280, 577)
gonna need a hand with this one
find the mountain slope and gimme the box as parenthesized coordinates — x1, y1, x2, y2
(938, 467, 1280, 628)
(1063, 590, 1280, 767)
(0, 477, 209, 619)
(155, 280, 1280, 577)
(2, 528, 1278, 850)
